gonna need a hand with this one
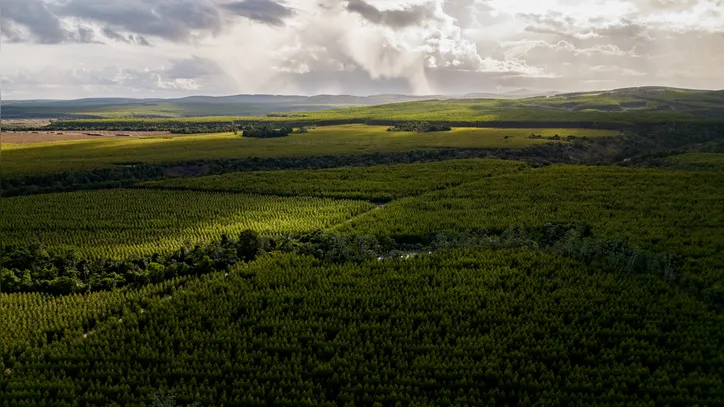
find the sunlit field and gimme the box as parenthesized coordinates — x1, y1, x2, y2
(0, 189, 374, 258)
(2, 124, 617, 176)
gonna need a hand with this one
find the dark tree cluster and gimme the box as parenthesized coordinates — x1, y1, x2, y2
(0, 149, 543, 197)
(169, 125, 236, 134)
(387, 122, 452, 132)
(1, 224, 677, 297)
(528, 133, 582, 141)
(242, 125, 293, 138)
(0, 230, 266, 295)
(0, 164, 165, 197)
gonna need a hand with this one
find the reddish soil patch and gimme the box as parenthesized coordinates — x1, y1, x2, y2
(0, 130, 174, 144)
(1, 119, 53, 128)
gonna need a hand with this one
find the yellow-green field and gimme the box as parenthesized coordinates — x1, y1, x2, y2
(3, 124, 617, 176)
(0, 189, 375, 258)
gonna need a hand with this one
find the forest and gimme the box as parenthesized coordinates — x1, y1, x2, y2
(2, 90, 724, 406)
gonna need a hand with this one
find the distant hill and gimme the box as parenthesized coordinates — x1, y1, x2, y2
(2, 90, 556, 119)
(3, 87, 723, 120)
(282, 86, 724, 126)
(523, 87, 724, 117)
(2, 94, 441, 119)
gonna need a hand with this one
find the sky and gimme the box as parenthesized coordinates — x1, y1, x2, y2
(1, 0, 723, 99)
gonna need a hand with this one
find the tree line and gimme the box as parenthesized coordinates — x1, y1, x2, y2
(387, 122, 452, 132)
(1, 224, 678, 296)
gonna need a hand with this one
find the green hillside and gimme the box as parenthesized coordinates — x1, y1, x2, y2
(7, 87, 724, 127)
(294, 87, 724, 125)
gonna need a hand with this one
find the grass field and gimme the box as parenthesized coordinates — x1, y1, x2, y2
(2, 125, 617, 176)
(0, 189, 375, 258)
(295, 99, 688, 124)
(139, 158, 527, 201)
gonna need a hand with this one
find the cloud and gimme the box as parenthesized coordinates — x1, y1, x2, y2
(56, 0, 225, 42)
(3, 0, 724, 98)
(2, 0, 296, 44)
(166, 56, 226, 79)
(1, 0, 66, 43)
(1, 0, 97, 43)
(345, 0, 434, 28)
(522, 14, 653, 53)
(2, 56, 236, 98)
(221, 0, 295, 26)
(265, 0, 539, 94)
(101, 27, 152, 46)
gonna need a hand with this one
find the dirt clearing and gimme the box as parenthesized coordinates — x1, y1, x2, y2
(1, 119, 53, 128)
(0, 130, 175, 144)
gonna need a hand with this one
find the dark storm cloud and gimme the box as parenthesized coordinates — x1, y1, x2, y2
(57, 0, 225, 42)
(1, 0, 96, 43)
(221, 0, 295, 26)
(101, 27, 152, 46)
(346, 0, 434, 28)
(1, 0, 66, 43)
(1, 0, 294, 44)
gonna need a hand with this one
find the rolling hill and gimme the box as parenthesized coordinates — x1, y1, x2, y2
(4, 87, 723, 122)
(2, 90, 560, 119)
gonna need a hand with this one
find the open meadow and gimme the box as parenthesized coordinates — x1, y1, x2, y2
(1, 125, 616, 176)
